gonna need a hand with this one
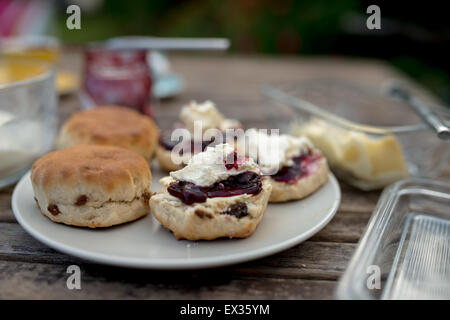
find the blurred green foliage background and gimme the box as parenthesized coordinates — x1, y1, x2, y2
(53, 0, 449, 104)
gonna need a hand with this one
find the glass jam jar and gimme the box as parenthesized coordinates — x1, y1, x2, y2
(82, 48, 153, 116)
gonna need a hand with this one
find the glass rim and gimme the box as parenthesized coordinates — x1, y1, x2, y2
(0, 35, 60, 49)
(263, 84, 450, 135)
(335, 178, 450, 299)
(0, 56, 55, 91)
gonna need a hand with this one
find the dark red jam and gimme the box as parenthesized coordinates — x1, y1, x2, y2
(224, 151, 247, 170)
(272, 153, 322, 184)
(158, 133, 180, 151)
(168, 172, 262, 205)
(159, 133, 215, 155)
(84, 49, 152, 116)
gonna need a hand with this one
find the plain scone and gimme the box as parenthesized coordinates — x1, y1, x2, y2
(31, 145, 152, 228)
(56, 105, 159, 160)
(150, 177, 272, 240)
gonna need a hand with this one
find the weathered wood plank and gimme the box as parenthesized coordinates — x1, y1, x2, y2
(0, 51, 448, 300)
(237, 241, 355, 280)
(0, 222, 80, 265)
(0, 260, 336, 299)
(0, 186, 15, 223)
(338, 183, 381, 214)
(0, 222, 354, 281)
(309, 210, 370, 243)
(169, 54, 442, 107)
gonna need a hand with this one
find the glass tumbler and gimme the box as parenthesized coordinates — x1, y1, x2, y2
(0, 57, 57, 188)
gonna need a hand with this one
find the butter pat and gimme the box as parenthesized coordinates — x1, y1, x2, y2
(170, 143, 260, 186)
(293, 118, 408, 189)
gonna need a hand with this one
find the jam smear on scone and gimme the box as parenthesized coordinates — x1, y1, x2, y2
(168, 172, 262, 205)
(272, 153, 322, 184)
(243, 128, 323, 183)
(157, 101, 243, 172)
(167, 144, 262, 205)
(159, 133, 215, 154)
(224, 151, 248, 170)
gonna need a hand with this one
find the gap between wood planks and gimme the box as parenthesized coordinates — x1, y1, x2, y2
(0, 259, 337, 299)
(0, 222, 355, 282)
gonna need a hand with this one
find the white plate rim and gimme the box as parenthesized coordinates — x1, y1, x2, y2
(12, 171, 340, 269)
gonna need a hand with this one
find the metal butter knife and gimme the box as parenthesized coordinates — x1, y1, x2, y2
(385, 83, 450, 140)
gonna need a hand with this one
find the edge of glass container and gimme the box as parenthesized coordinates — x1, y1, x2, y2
(0, 57, 55, 91)
(262, 84, 450, 135)
(335, 178, 450, 299)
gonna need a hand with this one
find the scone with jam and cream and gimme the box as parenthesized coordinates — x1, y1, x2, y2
(150, 144, 271, 240)
(156, 101, 242, 172)
(243, 129, 329, 203)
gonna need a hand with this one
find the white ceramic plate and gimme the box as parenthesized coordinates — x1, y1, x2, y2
(12, 164, 340, 269)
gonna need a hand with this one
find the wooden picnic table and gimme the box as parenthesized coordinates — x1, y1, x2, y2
(1, 49, 448, 299)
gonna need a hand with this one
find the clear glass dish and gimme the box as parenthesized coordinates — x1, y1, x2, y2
(335, 178, 450, 299)
(0, 35, 61, 63)
(262, 79, 450, 190)
(0, 57, 57, 188)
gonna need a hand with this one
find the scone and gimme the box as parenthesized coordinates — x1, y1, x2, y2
(244, 129, 329, 203)
(155, 143, 185, 172)
(56, 105, 159, 160)
(31, 145, 152, 228)
(150, 144, 271, 240)
(268, 154, 328, 202)
(157, 100, 242, 171)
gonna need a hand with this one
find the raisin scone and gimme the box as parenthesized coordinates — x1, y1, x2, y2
(56, 105, 159, 161)
(244, 129, 329, 203)
(156, 100, 242, 172)
(31, 145, 152, 228)
(150, 144, 271, 240)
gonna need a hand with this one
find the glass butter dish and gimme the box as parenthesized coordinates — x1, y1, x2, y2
(336, 178, 450, 299)
(262, 80, 450, 190)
